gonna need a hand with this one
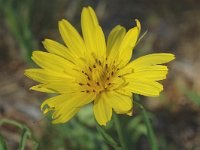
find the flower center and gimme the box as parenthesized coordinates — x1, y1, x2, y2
(78, 58, 120, 94)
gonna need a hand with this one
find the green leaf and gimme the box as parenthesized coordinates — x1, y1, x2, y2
(142, 108, 158, 150)
(133, 124, 147, 141)
(96, 125, 121, 150)
(0, 119, 38, 150)
(0, 133, 7, 150)
(135, 102, 158, 150)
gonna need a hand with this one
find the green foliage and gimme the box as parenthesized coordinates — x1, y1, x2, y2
(97, 125, 121, 150)
(0, 0, 37, 64)
(134, 101, 158, 150)
(185, 90, 200, 106)
(0, 119, 39, 150)
(0, 133, 7, 150)
(41, 106, 109, 150)
(127, 115, 147, 141)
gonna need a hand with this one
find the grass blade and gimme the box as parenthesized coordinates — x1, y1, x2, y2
(0, 133, 7, 150)
(96, 124, 121, 150)
(135, 102, 158, 150)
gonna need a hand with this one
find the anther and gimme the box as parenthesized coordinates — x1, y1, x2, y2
(81, 90, 85, 92)
(89, 67, 92, 72)
(87, 83, 91, 86)
(87, 77, 91, 80)
(111, 71, 114, 76)
(93, 64, 96, 68)
(86, 90, 90, 93)
(107, 77, 110, 80)
(79, 83, 83, 86)
(82, 71, 84, 73)
(96, 82, 100, 86)
(99, 60, 101, 65)
(105, 64, 108, 69)
(108, 83, 111, 86)
(93, 89, 96, 92)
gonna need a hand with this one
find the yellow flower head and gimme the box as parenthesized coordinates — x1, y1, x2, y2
(25, 6, 175, 125)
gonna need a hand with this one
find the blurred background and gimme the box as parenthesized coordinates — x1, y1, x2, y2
(0, 0, 200, 149)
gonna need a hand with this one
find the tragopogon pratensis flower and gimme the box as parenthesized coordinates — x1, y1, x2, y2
(25, 6, 175, 125)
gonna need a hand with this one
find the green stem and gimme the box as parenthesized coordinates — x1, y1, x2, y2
(135, 102, 158, 150)
(113, 114, 127, 150)
(0, 119, 25, 130)
(19, 130, 30, 150)
(0, 119, 39, 150)
(0, 132, 7, 150)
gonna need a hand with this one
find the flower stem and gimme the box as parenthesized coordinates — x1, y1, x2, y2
(113, 113, 127, 150)
(135, 101, 158, 150)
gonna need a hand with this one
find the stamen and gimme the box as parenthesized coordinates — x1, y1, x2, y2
(93, 64, 96, 68)
(105, 64, 108, 69)
(79, 83, 84, 86)
(87, 83, 91, 86)
(89, 67, 92, 72)
(86, 90, 90, 93)
(96, 82, 100, 86)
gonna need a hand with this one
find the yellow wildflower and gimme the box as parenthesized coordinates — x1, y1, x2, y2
(25, 6, 175, 125)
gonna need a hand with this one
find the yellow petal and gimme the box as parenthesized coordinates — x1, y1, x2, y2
(58, 19, 86, 56)
(81, 6, 106, 60)
(104, 91, 133, 114)
(30, 84, 56, 93)
(127, 53, 175, 69)
(107, 25, 126, 54)
(42, 39, 75, 62)
(40, 81, 82, 94)
(95, 26, 106, 60)
(24, 69, 73, 83)
(117, 20, 141, 67)
(31, 51, 77, 76)
(124, 65, 168, 81)
(41, 92, 95, 123)
(52, 108, 79, 124)
(125, 79, 163, 97)
(135, 19, 141, 32)
(107, 25, 126, 64)
(81, 7, 98, 52)
(93, 94, 112, 125)
(41, 92, 95, 111)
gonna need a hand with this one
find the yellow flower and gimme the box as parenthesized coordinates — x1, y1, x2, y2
(25, 6, 175, 125)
